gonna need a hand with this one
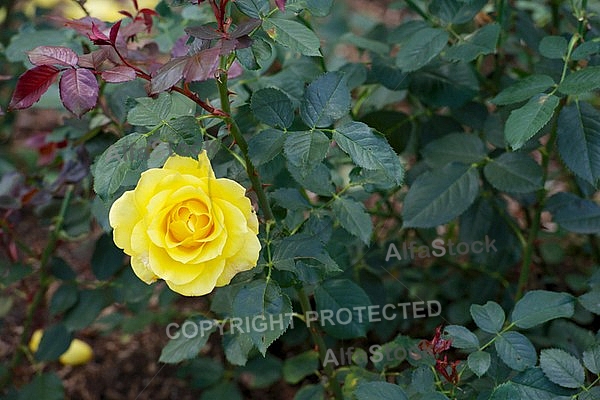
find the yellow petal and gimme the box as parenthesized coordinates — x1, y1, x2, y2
(210, 178, 258, 233)
(148, 244, 221, 285)
(29, 329, 43, 352)
(163, 150, 215, 180)
(211, 198, 248, 258)
(131, 254, 157, 284)
(59, 338, 93, 366)
(164, 258, 226, 296)
(109, 190, 141, 254)
(133, 168, 173, 210)
(216, 232, 261, 286)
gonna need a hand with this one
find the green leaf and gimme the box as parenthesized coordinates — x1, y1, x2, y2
(539, 35, 568, 59)
(354, 381, 408, 400)
(127, 92, 192, 127)
(284, 130, 330, 174)
(443, 325, 479, 349)
(582, 344, 600, 374)
(491, 74, 555, 105)
(232, 279, 292, 355)
(579, 387, 600, 400)
(505, 94, 559, 150)
(223, 332, 254, 366)
(159, 316, 216, 363)
(470, 301, 505, 334)
(495, 331, 537, 371)
(402, 164, 479, 228)
(200, 381, 243, 400)
(63, 289, 110, 330)
(333, 121, 403, 188)
(511, 367, 577, 399)
(557, 102, 600, 186)
(160, 115, 203, 158)
(489, 383, 521, 400)
(251, 87, 294, 129)
(558, 66, 600, 95)
(35, 324, 72, 361)
(332, 196, 372, 245)
(546, 192, 600, 234)
(303, 0, 333, 17)
(300, 72, 351, 128)
(572, 41, 600, 60)
(49, 283, 78, 316)
(421, 132, 487, 168)
(249, 129, 286, 166)
(396, 28, 449, 72)
(293, 384, 325, 400)
(288, 162, 335, 196)
(411, 366, 435, 393)
(91, 234, 124, 280)
(271, 188, 311, 210)
(484, 152, 544, 193)
(444, 23, 500, 62)
(410, 62, 478, 108)
(235, 0, 270, 18)
(93, 133, 147, 200)
(578, 289, 600, 314)
(360, 110, 412, 153)
(510, 290, 575, 329)
(314, 279, 372, 339)
(17, 372, 64, 400)
(468, 351, 491, 377)
(262, 18, 321, 56)
(49, 257, 76, 280)
(272, 233, 341, 276)
(341, 32, 390, 55)
(539, 348, 585, 388)
(236, 355, 283, 389)
(283, 350, 319, 384)
(429, 0, 488, 24)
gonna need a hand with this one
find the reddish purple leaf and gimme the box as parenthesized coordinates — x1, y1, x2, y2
(231, 19, 261, 38)
(28, 46, 79, 67)
(88, 23, 112, 45)
(8, 65, 60, 110)
(228, 61, 243, 79)
(59, 68, 99, 117)
(275, 0, 286, 12)
(183, 47, 221, 83)
(171, 35, 190, 58)
(150, 57, 187, 93)
(101, 66, 137, 83)
(109, 20, 122, 44)
(49, 16, 106, 36)
(77, 47, 113, 69)
(186, 25, 222, 40)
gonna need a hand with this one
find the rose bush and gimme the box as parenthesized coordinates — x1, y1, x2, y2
(109, 150, 261, 296)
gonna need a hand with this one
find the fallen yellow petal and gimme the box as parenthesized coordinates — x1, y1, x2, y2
(29, 329, 93, 366)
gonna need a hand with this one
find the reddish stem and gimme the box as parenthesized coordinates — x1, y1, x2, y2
(108, 43, 225, 116)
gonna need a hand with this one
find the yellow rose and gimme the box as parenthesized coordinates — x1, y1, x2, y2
(109, 151, 261, 296)
(29, 329, 93, 366)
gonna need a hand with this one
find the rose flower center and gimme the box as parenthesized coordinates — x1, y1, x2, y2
(168, 199, 212, 243)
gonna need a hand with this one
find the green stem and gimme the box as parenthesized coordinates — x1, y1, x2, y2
(0, 186, 74, 391)
(215, 70, 274, 222)
(297, 288, 344, 400)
